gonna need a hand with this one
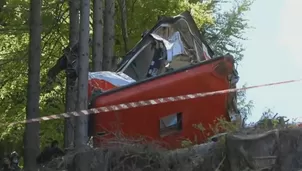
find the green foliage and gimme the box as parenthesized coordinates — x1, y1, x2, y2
(182, 117, 239, 147)
(255, 109, 291, 129)
(114, 0, 215, 55)
(202, 0, 255, 121)
(204, 0, 254, 61)
(237, 85, 254, 126)
(0, 0, 68, 153)
(0, 0, 253, 156)
(181, 139, 194, 148)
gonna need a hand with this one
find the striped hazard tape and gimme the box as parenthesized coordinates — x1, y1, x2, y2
(7, 78, 302, 126)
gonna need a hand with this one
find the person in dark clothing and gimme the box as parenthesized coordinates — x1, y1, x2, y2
(9, 152, 20, 171)
(36, 140, 65, 165)
(1, 155, 12, 171)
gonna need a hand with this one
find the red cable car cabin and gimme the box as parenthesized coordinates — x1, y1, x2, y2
(88, 11, 240, 149)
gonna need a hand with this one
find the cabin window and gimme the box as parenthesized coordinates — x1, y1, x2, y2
(159, 112, 182, 136)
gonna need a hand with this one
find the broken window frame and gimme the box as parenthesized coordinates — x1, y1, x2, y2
(116, 13, 214, 81)
(160, 112, 183, 137)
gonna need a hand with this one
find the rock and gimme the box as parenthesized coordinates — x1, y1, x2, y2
(226, 128, 302, 171)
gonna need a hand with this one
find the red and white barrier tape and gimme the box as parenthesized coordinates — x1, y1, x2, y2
(7, 78, 302, 126)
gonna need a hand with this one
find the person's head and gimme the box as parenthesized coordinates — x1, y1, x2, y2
(51, 140, 59, 148)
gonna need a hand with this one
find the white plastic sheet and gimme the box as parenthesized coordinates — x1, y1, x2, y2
(88, 71, 136, 87)
(150, 31, 185, 62)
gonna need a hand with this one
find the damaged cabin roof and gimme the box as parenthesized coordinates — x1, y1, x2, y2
(117, 11, 214, 72)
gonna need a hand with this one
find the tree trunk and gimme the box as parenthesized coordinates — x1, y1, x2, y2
(24, 0, 42, 169)
(75, 0, 90, 148)
(102, 0, 115, 71)
(64, 0, 80, 149)
(92, 0, 103, 71)
(118, 0, 128, 53)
